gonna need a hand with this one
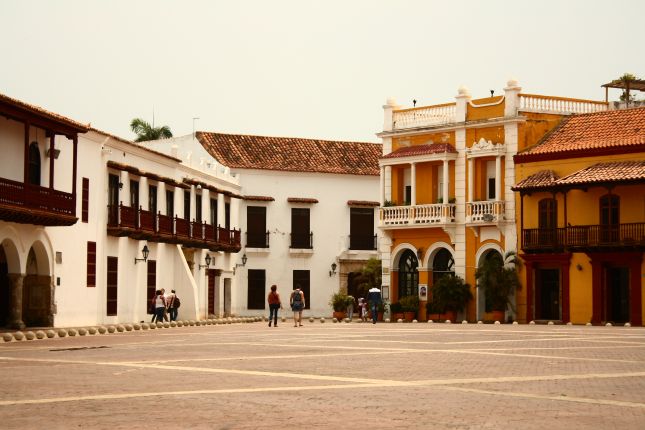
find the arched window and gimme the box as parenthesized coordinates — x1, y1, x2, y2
(398, 249, 418, 299)
(28, 142, 41, 186)
(432, 248, 455, 285)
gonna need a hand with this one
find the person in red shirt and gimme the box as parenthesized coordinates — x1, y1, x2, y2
(267, 285, 282, 327)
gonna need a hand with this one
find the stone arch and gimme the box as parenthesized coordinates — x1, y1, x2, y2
(391, 242, 418, 270)
(0, 225, 26, 274)
(423, 242, 454, 269)
(22, 238, 54, 327)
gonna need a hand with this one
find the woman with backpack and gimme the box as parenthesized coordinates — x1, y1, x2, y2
(167, 289, 180, 322)
(267, 285, 282, 327)
(290, 285, 305, 327)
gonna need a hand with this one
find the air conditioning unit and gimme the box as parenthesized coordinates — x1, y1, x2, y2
(482, 213, 494, 222)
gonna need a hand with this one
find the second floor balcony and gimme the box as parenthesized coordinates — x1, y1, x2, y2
(379, 203, 456, 227)
(522, 223, 645, 252)
(107, 203, 241, 252)
(0, 177, 76, 226)
(466, 200, 505, 223)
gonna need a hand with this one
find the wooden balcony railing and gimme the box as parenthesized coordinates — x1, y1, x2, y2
(522, 223, 645, 251)
(0, 177, 76, 226)
(379, 203, 456, 227)
(107, 204, 240, 251)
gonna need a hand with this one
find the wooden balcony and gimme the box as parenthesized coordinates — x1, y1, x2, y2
(107, 204, 241, 252)
(0, 177, 77, 226)
(522, 223, 645, 252)
(379, 203, 456, 228)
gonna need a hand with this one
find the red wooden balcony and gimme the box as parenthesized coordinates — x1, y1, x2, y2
(522, 223, 645, 252)
(0, 177, 76, 226)
(107, 204, 241, 252)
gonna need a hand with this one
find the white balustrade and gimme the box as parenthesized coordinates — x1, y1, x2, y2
(392, 104, 456, 130)
(519, 94, 607, 115)
(466, 201, 505, 223)
(380, 203, 456, 226)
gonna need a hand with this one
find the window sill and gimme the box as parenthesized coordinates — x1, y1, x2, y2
(289, 248, 313, 256)
(246, 247, 270, 253)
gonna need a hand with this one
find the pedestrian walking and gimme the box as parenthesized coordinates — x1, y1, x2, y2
(152, 289, 166, 324)
(358, 297, 368, 322)
(346, 294, 355, 320)
(267, 284, 282, 327)
(367, 287, 382, 324)
(167, 289, 180, 322)
(290, 286, 305, 327)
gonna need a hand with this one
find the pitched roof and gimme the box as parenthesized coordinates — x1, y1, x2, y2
(555, 160, 645, 186)
(513, 161, 645, 192)
(516, 107, 645, 162)
(512, 170, 559, 191)
(197, 132, 381, 176)
(381, 143, 457, 159)
(0, 92, 89, 133)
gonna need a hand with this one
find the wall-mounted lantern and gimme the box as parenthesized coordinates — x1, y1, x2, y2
(134, 245, 149, 264)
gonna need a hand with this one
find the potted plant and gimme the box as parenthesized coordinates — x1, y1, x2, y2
(475, 251, 521, 323)
(329, 292, 349, 320)
(377, 300, 389, 321)
(389, 301, 404, 321)
(399, 295, 419, 322)
(430, 274, 472, 321)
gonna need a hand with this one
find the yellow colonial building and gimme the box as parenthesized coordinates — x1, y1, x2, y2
(513, 107, 645, 325)
(377, 79, 609, 322)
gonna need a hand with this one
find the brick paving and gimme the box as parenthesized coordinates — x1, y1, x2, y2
(1, 322, 645, 429)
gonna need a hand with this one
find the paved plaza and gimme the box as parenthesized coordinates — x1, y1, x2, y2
(1, 321, 645, 429)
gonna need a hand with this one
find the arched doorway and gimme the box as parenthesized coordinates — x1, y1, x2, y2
(476, 249, 503, 320)
(23, 243, 53, 327)
(398, 249, 418, 300)
(432, 248, 455, 285)
(28, 142, 41, 186)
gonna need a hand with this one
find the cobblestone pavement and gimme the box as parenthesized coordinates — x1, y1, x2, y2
(2, 321, 645, 429)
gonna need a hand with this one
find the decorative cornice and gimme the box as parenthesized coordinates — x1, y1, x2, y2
(466, 138, 506, 158)
(287, 197, 319, 204)
(244, 195, 275, 202)
(347, 200, 380, 207)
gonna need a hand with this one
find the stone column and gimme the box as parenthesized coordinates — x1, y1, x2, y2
(8, 274, 25, 329)
(410, 162, 417, 206)
(379, 166, 385, 206)
(467, 158, 474, 202)
(495, 155, 502, 201)
(442, 160, 449, 204)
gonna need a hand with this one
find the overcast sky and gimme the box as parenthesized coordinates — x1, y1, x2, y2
(1, 0, 643, 143)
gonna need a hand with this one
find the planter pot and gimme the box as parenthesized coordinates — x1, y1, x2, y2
(392, 312, 404, 321)
(333, 311, 346, 320)
(443, 310, 456, 322)
(377, 312, 384, 321)
(492, 310, 505, 323)
(403, 312, 415, 322)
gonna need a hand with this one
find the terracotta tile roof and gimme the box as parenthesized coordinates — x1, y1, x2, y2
(381, 143, 457, 159)
(347, 200, 380, 207)
(513, 162, 645, 192)
(0, 92, 89, 133)
(516, 107, 645, 162)
(197, 132, 381, 176)
(287, 197, 318, 204)
(555, 160, 645, 186)
(244, 196, 275, 202)
(512, 170, 559, 191)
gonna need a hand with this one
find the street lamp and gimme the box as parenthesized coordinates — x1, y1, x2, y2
(134, 245, 149, 264)
(199, 254, 212, 270)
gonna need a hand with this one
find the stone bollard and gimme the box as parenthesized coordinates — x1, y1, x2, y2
(462, 320, 468, 324)
(156, 322, 164, 329)
(116, 325, 125, 332)
(141, 323, 150, 330)
(13, 331, 25, 341)
(427, 320, 433, 324)
(445, 320, 452, 324)
(320, 318, 325, 323)
(133, 323, 141, 330)
(78, 328, 88, 336)
(88, 327, 98, 335)
(25, 331, 36, 340)
(494, 321, 501, 325)
(67, 329, 78, 336)
(125, 324, 133, 331)
(332, 318, 338, 323)
(529, 321, 535, 325)
(3, 333, 13, 342)
(36, 330, 46, 339)
(46, 330, 56, 338)
(309, 317, 314, 323)
(57, 329, 67, 338)
(397, 319, 403, 323)
(107, 326, 116, 333)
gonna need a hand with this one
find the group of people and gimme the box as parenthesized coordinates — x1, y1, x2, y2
(150, 288, 180, 323)
(266, 284, 305, 327)
(267, 285, 382, 326)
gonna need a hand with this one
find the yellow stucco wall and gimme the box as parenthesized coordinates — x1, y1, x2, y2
(517, 112, 565, 152)
(392, 131, 455, 153)
(466, 96, 505, 121)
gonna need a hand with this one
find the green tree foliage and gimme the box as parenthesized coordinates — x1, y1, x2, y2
(130, 118, 173, 142)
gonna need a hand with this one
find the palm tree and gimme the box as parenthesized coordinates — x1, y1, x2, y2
(475, 250, 521, 312)
(130, 118, 173, 142)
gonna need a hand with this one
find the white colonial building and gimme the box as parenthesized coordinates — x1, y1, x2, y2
(148, 132, 382, 317)
(0, 93, 241, 328)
